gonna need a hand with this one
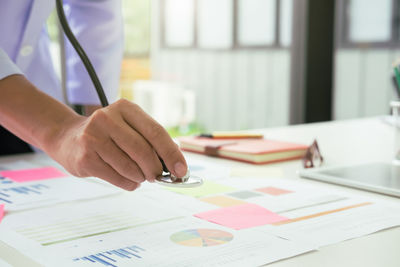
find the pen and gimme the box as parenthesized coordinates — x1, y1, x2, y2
(199, 132, 263, 139)
(391, 59, 400, 99)
(392, 76, 400, 99)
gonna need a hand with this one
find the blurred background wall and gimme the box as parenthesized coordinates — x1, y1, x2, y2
(334, 0, 399, 120)
(47, 0, 400, 135)
(150, 0, 292, 131)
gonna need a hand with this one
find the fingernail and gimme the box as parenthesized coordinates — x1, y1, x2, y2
(174, 162, 187, 178)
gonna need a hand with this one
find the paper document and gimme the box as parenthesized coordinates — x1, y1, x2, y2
(185, 156, 231, 180)
(262, 200, 400, 247)
(230, 166, 284, 178)
(0, 177, 120, 212)
(162, 172, 400, 249)
(0, 195, 314, 267)
(193, 178, 400, 248)
(0, 160, 120, 211)
(0, 258, 12, 267)
(1, 158, 400, 266)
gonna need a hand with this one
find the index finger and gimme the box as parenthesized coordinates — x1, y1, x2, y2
(121, 101, 188, 178)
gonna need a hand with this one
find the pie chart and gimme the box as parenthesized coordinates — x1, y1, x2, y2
(170, 229, 233, 247)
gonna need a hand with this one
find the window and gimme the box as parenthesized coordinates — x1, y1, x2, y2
(348, 0, 392, 43)
(237, 0, 276, 46)
(164, 0, 195, 47)
(198, 0, 234, 49)
(280, 0, 293, 47)
(337, 0, 400, 48)
(161, 0, 293, 49)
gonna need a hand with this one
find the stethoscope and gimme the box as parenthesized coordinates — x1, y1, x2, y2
(55, 0, 203, 188)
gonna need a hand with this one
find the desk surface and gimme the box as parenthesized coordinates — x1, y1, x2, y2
(1, 117, 399, 267)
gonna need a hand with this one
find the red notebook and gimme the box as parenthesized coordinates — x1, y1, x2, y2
(179, 136, 309, 164)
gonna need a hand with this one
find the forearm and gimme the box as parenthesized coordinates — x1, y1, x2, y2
(0, 74, 82, 150)
(0, 75, 188, 192)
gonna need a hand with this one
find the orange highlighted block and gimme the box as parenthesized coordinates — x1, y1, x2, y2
(256, 186, 293, 196)
(200, 196, 247, 207)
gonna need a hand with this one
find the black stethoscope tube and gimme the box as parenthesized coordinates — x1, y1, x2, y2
(55, 0, 109, 107)
(54, 1, 195, 182)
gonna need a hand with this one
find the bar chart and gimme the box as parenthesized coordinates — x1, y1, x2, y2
(72, 245, 145, 267)
(0, 177, 119, 211)
(0, 176, 13, 185)
(0, 184, 49, 204)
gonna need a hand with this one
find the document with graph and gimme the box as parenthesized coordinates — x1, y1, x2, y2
(162, 174, 400, 248)
(216, 178, 400, 247)
(0, 194, 315, 267)
(0, 160, 120, 211)
(1, 158, 400, 266)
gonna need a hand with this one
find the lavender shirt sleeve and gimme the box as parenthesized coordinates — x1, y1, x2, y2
(0, 48, 23, 80)
(63, 0, 124, 105)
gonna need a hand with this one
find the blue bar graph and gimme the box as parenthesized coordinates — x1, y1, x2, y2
(73, 245, 145, 267)
(0, 184, 50, 204)
(0, 176, 13, 185)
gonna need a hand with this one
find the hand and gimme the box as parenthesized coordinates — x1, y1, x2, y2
(83, 105, 101, 116)
(45, 99, 188, 191)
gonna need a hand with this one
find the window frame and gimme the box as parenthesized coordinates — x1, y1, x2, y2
(160, 0, 292, 50)
(336, 0, 400, 49)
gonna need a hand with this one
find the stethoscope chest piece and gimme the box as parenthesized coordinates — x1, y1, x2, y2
(155, 170, 203, 188)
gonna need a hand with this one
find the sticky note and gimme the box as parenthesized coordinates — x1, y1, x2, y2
(0, 204, 4, 223)
(0, 167, 67, 183)
(256, 187, 293, 196)
(166, 181, 236, 198)
(200, 196, 247, 207)
(194, 203, 288, 230)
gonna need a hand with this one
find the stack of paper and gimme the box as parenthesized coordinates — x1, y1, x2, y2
(0, 160, 120, 212)
(1, 157, 400, 267)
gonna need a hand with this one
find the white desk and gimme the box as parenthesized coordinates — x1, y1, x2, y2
(1, 117, 399, 267)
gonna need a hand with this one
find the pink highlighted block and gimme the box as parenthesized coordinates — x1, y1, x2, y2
(0, 167, 67, 183)
(194, 203, 288, 230)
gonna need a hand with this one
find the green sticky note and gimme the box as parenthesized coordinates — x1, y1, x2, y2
(166, 181, 236, 198)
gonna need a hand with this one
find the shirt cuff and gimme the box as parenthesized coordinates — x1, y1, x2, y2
(0, 49, 23, 80)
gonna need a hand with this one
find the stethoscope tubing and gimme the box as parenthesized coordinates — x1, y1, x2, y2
(56, 0, 109, 107)
(55, 1, 202, 187)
